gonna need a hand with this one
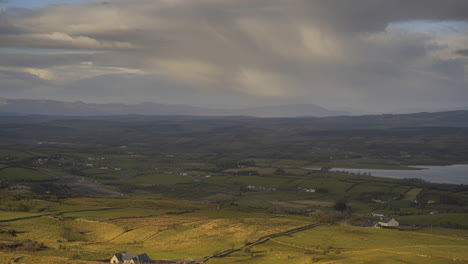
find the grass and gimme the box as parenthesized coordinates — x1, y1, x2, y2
(292, 178, 354, 194)
(46, 204, 106, 212)
(205, 224, 468, 264)
(0, 211, 41, 220)
(273, 225, 468, 263)
(320, 158, 421, 170)
(411, 227, 468, 239)
(108, 216, 307, 259)
(1, 115, 468, 263)
(62, 208, 168, 220)
(62, 197, 208, 210)
(0, 252, 102, 264)
(404, 188, 422, 201)
(1, 204, 468, 264)
(0, 149, 37, 159)
(0, 167, 52, 181)
(224, 167, 278, 175)
(270, 200, 334, 209)
(225, 175, 291, 187)
(1, 210, 305, 259)
(127, 174, 192, 185)
(398, 213, 468, 229)
(347, 182, 405, 196)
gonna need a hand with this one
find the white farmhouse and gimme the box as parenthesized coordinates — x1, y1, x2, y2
(378, 217, 399, 227)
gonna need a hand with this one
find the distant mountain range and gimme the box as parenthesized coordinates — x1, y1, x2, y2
(0, 98, 349, 117)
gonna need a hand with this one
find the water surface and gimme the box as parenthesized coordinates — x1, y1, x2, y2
(330, 165, 468, 184)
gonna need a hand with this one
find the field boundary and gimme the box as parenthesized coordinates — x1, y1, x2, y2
(200, 223, 321, 263)
(0, 207, 122, 223)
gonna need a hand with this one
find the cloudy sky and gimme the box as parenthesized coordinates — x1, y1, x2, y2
(1, 0, 467, 113)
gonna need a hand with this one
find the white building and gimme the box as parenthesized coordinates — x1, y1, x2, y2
(378, 217, 399, 227)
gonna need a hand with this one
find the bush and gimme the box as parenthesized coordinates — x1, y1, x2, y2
(334, 200, 348, 212)
(0, 240, 46, 252)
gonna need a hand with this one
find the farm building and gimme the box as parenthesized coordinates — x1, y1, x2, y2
(110, 252, 152, 264)
(360, 221, 382, 229)
(371, 212, 385, 217)
(378, 217, 399, 227)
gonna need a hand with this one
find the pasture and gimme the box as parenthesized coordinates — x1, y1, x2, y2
(0, 167, 52, 181)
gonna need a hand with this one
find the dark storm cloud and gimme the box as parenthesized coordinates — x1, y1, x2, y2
(0, 69, 48, 95)
(296, 0, 468, 33)
(456, 49, 468, 56)
(0, 12, 24, 34)
(0, 0, 467, 112)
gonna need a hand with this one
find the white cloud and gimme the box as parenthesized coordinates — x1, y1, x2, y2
(21, 67, 55, 80)
(1, 64, 144, 84)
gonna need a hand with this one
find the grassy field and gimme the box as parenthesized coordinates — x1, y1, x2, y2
(412, 226, 468, 239)
(0, 206, 309, 259)
(127, 174, 193, 185)
(398, 213, 468, 229)
(255, 225, 468, 264)
(1, 198, 467, 264)
(0, 211, 41, 220)
(62, 208, 169, 220)
(319, 158, 422, 170)
(1, 113, 468, 263)
(61, 197, 208, 210)
(404, 188, 422, 201)
(0, 149, 37, 159)
(0, 167, 52, 181)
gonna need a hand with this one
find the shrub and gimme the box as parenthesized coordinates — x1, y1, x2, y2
(0, 240, 46, 252)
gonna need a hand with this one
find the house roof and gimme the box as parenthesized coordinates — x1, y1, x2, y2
(113, 252, 151, 262)
(379, 217, 397, 223)
(360, 221, 379, 227)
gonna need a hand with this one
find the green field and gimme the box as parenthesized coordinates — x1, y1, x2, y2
(2, 208, 468, 264)
(399, 213, 468, 229)
(127, 174, 193, 185)
(1, 114, 468, 263)
(0, 167, 52, 181)
(404, 188, 422, 201)
(320, 158, 423, 170)
(0, 211, 41, 220)
(62, 208, 169, 220)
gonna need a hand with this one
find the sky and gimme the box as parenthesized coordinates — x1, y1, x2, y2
(0, 0, 468, 113)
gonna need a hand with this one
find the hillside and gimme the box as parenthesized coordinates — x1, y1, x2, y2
(1, 111, 468, 164)
(1, 112, 468, 263)
(0, 98, 348, 117)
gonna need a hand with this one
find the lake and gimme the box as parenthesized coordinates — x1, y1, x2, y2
(330, 165, 468, 184)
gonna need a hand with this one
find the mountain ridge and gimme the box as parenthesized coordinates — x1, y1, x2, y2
(0, 98, 349, 117)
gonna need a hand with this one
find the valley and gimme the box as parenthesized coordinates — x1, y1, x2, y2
(0, 113, 467, 263)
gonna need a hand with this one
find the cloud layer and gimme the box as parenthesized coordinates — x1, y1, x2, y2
(1, 0, 468, 112)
